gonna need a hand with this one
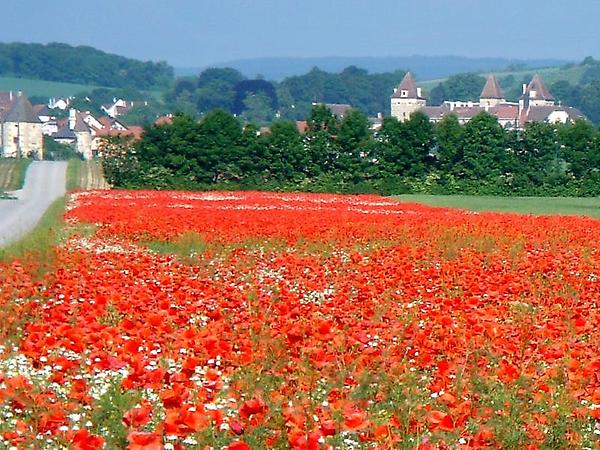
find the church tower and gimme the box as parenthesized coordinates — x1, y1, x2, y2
(391, 72, 426, 122)
(480, 74, 505, 108)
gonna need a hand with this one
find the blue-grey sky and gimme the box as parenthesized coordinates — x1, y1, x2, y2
(1, 0, 598, 67)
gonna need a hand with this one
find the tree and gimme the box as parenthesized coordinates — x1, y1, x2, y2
(401, 111, 435, 177)
(431, 74, 487, 103)
(197, 109, 244, 182)
(434, 114, 463, 171)
(459, 112, 508, 180)
(517, 122, 563, 186)
(305, 105, 340, 176)
(240, 91, 275, 125)
(337, 109, 371, 179)
(265, 121, 308, 181)
(558, 119, 598, 179)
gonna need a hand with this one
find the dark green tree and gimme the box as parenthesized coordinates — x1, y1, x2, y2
(264, 121, 308, 182)
(558, 119, 598, 179)
(459, 112, 508, 180)
(337, 109, 371, 180)
(434, 114, 463, 171)
(305, 105, 340, 175)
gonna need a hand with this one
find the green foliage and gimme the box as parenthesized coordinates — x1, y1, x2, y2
(166, 66, 406, 120)
(241, 91, 275, 125)
(278, 66, 406, 118)
(460, 112, 508, 180)
(0, 42, 173, 90)
(43, 137, 79, 161)
(429, 73, 487, 105)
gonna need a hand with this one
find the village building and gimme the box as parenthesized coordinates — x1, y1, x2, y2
(101, 99, 149, 118)
(48, 97, 72, 110)
(0, 93, 43, 159)
(49, 108, 144, 160)
(391, 72, 584, 128)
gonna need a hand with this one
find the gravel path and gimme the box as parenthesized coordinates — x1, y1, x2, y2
(0, 161, 67, 247)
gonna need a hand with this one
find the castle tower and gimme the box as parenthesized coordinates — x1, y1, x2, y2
(480, 74, 505, 108)
(520, 73, 555, 108)
(390, 72, 426, 122)
(1, 94, 43, 159)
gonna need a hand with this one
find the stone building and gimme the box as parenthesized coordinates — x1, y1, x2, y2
(391, 72, 584, 129)
(0, 94, 43, 159)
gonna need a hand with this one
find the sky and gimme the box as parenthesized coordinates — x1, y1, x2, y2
(1, 0, 598, 67)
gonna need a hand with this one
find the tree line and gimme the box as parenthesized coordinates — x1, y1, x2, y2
(103, 106, 600, 197)
(0, 42, 173, 90)
(166, 67, 407, 122)
(166, 58, 600, 126)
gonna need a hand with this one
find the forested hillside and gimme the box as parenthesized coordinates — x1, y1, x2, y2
(167, 66, 407, 121)
(0, 42, 174, 90)
(208, 55, 569, 81)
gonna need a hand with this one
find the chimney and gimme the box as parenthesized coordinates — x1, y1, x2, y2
(522, 84, 527, 95)
(69, 109, 76, 130)
(416, 87, 422, 98)
(393, 88, 398, 94)
(9, 91, 13, 101)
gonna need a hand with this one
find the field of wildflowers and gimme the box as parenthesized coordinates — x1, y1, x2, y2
(1, 190, 599, 449)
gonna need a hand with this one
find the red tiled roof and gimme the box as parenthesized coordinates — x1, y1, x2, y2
(155, 115, 174, 126)
(296, 121, 308, 134)
(95, 125, 144, 140)
(488, 104, 519, 119)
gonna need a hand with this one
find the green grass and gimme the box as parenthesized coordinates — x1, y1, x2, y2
(0, 76, 166, 101)
(0, 159, 32, 192)
(395, 194, 600, 218)
(0, 76, 102, 98)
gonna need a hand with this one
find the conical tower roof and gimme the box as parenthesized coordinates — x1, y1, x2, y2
(480, 75, 504, 99)
(391, 72, 425, 99)
(526, 74, 554, 101)
(4, 94, 40, 123)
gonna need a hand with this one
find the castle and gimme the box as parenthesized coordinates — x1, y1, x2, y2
(391, 72, 584, 128)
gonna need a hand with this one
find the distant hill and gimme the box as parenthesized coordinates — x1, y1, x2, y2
(197, 55, 571, 81)
(0, 42, 174, 90)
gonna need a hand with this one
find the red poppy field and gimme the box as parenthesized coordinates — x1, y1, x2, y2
(1, 190, 599, 449)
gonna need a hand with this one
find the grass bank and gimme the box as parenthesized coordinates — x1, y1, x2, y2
(67, 159, 110, 191)
(0, 159, 31, 192)
(395, 194, 600, 218)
